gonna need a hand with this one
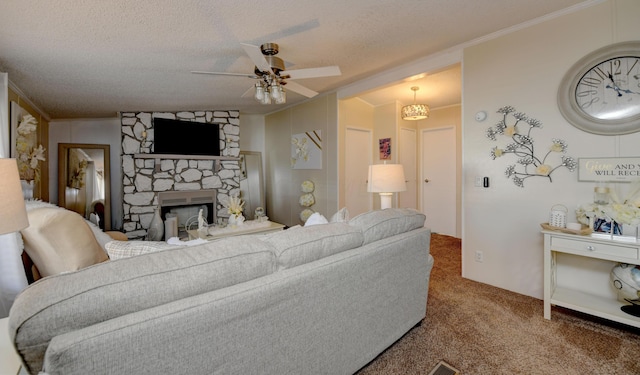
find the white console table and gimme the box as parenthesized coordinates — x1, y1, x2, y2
(543, 230, 640, 328)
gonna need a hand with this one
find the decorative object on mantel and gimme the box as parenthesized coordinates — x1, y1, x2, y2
(224, 195, 245, 226)
(147, 208, 164, 241)
(486, 106, 577, 187)
(14, 113, 46, 198)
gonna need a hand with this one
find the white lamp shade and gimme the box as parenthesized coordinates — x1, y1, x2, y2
(367, 164, 407, 193)
(0, 159, 29, 235)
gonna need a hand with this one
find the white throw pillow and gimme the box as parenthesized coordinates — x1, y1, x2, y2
(330, 207, 350, 223)
(305, 212, 328, 226)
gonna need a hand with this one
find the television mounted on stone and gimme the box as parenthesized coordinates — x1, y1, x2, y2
(152, 118, 220, 156)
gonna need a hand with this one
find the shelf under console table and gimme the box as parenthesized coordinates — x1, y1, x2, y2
(134, 154, 240, 172)
(543, 230, 640, 328)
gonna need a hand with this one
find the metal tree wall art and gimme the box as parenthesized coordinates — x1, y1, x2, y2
(486, 106, 577, 188)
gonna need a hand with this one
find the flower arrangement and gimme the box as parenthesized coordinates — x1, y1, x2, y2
(15, 114, 46, 182)
(576, 181, 640, 228)
(486, 106, 577, 187)
(223, 195, 245, 217)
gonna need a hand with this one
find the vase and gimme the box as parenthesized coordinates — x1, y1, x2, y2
(228, 213, 245, 226)
(20, 180, 34, 200)
(147, 208, 164, 241)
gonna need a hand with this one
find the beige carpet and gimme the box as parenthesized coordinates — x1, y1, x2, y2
(356, 234, 640, 374)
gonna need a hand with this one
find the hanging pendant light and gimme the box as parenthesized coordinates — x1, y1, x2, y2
(401, 86, 429, 120)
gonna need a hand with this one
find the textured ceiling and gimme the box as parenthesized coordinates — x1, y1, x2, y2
(0, 0, 592, 119)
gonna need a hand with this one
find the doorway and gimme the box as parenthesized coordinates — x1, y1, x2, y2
(398, 127, 417, 209)
(421, 126, 456, 236)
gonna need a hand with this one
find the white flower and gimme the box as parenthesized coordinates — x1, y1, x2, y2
(223, 195, 244, 216)
(602, 203, 640, 226)
(17, 115, 38, 135)
(30, 145, 46, 169)
(301, 180, 315, 193)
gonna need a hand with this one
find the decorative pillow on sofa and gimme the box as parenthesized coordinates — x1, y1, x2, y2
(24, 199, 114, 249)
(20, 207, 109, 278)
(349, 208, 426, 245)
(105, 240, 183, 260)
(330, 207, 350, 223)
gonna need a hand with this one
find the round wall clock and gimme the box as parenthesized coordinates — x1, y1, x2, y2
(557, 41, 640, 135)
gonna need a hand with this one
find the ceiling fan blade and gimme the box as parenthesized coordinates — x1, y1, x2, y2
(241, 43, 274, 75)
(191, 71, 258, 79)
(284, 81, 318, 98)
(284, 66, 341, 80)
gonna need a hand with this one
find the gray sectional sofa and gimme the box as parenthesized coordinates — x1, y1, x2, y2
(9, 208, 434, 375)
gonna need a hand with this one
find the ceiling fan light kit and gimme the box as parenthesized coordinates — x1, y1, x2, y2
(192, 42, 341, 105)
(402, 86, 430, 120)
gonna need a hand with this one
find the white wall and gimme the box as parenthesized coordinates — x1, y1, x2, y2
(462, 0, 640, 299)
(48, 118, 123, 229)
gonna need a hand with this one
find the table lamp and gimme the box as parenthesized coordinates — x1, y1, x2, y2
(0, 159, 29, 235)
(0, 158, 29, 318)
(367, 163, 407, 209)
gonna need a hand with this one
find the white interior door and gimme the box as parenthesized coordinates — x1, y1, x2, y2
(398, 127, 417, 209)
(345, 127, 372, 216)
(421, 126, 456, 236)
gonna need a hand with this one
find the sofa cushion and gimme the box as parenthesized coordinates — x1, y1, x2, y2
(9, 236, 277, 374)
(20, 207, 109, 277)
(263, 222, 363, 269)
(348, 208, 426, 245)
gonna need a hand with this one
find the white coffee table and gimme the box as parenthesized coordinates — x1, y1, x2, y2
(187, 220, 285, 241)
(0, 317, 22, 375)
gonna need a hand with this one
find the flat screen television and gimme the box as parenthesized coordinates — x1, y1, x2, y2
(152, 118, 220, 156)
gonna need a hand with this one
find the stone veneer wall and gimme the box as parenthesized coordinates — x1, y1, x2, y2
(120, 111, 240, 239)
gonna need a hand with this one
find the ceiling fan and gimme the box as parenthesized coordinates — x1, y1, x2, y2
(191, 43, 341, 104)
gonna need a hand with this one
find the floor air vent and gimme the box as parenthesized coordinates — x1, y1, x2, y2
(428, 360, 460, 375)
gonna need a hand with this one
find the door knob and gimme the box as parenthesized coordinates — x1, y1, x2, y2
(424, 179, 430, 183)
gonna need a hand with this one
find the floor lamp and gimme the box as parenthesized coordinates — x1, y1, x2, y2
(0, 159, 29, 318)
(367, 163, 407, 209)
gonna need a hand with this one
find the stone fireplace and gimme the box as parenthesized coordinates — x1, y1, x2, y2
(120, 110, 240, 239)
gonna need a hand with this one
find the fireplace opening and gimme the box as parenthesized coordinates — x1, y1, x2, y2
(158, 189, 217, 239)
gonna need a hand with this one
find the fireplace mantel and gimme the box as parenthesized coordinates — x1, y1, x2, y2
(134, 154, 240, 172)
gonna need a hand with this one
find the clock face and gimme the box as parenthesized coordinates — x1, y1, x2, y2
(575, 56, 640, 120)
(558, 41, 640, 135)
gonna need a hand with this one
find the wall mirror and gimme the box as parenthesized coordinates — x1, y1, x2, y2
(58, 143, 111, 230)
(238, 151, 264, 220)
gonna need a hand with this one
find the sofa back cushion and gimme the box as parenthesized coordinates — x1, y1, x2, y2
(263, 222, 363, 269)
(20, 207, 109, 278)
(349, 208, 426, 245)
(9, 236, 277, 375)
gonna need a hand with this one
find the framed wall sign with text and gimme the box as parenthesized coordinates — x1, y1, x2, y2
(578, 157, 640, 182)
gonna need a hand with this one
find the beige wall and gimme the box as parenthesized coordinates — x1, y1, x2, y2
(337, 97, 374, 209)
(463, 0, 640, 299)
(265, 93, 338, 227)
